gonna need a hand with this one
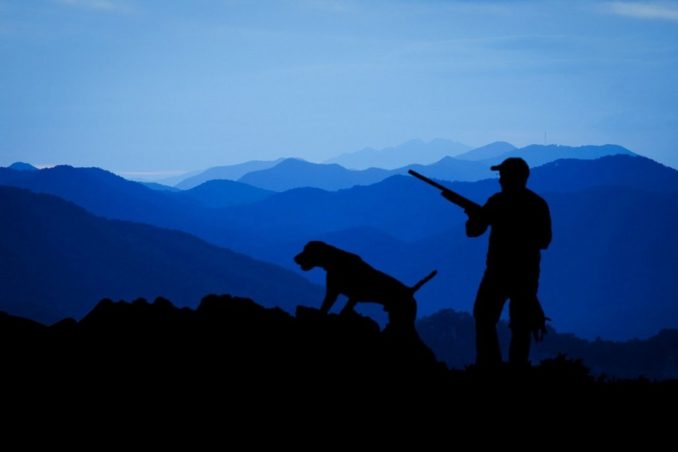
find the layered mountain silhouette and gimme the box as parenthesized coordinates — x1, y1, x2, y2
(326, 138, 470, 169)
(0, 164, 289, 263)
(8, 162, 38, 171)
(212, 155, 678, 339)
(227, 156, 487, 192)
(203, 144, 635, 192)
(485, 144, 635, 167)
(454, 141, 517, 161)
(1, 154, 676, 339)
(179, 179, 274, 208)
(0, 186, 320, 323)
(176, 159, 282, 189)
(142, 181, 180, 192)
(238, 158, 392, 191)
(0, 164, 193, 222)
(529, 154, 678, 193)
(405, 156, 491, 181)
(215, 155, 674, 243)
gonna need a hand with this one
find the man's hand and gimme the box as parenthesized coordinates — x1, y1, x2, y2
(464, 204, 482, 217)
(441, 192, 481, 216)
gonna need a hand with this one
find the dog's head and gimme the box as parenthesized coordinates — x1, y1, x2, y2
(294, 240, 330, 271)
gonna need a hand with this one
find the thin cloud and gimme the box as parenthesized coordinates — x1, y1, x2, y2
(55, 0, 131, 13)
(604, 1, 678, 21)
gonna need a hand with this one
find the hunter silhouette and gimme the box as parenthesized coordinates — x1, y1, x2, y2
(458, 157, 551, 367)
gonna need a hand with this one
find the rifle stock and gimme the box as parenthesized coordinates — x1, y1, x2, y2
(408, 169, 481, 212)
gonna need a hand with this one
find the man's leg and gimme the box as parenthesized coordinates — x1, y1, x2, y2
(508, 275, 542, 366)
(473, 271, 506, 368)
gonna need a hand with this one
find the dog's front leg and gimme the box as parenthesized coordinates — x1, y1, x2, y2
(341, 298, 358, 316)
(320, 281, 340, 314)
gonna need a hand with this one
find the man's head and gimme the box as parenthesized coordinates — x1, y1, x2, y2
(491, 157, 530, 191)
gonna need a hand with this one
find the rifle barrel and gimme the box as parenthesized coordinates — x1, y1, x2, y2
(408, 169, 480, 211)
(407, 170, 447, 191)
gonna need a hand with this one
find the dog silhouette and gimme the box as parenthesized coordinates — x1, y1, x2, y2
(294, 241, 437, 333)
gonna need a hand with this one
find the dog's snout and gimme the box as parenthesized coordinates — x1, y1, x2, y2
(294, 248, 315, 271)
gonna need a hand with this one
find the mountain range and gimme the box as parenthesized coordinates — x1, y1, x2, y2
(176, 159, 283, 190)
(0, 186, 320, 323)
(238, 158, 392, 191)
(8, 162, 38, 171)
(178, 179, 274, 208)
(173, 144, 636, 192)
(325, 138, 470, 169)
(454, 141, 517, 160)
(213, 155, 678, 339)
(1, 152, 675, 339)
(488, 144, 635, 167)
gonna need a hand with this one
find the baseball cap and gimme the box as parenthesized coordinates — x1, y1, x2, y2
(490, 157, 530, 179)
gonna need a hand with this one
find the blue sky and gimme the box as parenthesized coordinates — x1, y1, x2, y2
(1, 0, 677, 177)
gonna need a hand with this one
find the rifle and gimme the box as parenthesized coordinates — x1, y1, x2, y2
(408, 169, 481, 212)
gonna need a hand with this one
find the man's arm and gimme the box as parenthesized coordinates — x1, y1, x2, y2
(465, 204, 489, 237)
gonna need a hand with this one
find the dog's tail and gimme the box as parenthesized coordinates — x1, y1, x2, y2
(410, 270, 438, 293)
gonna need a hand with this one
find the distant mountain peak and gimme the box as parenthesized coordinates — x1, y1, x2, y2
(455, 141, 517, 161)
(175, 159, 283, 189)
(8, 162, 38, 171)
(326, 138, 470, 170)
(520, 143, 634, 154)
(278, 157, 315, 166)
(483, 143, 636, 167)
(237, 158, 391, 191)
